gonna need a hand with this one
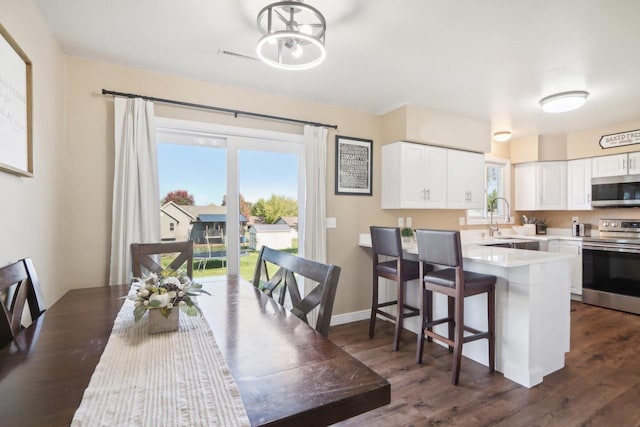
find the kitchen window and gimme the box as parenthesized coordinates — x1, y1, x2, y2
(466, 156, 511, 224)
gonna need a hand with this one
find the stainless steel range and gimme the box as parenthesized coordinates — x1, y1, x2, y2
(582, 219, 640, 315)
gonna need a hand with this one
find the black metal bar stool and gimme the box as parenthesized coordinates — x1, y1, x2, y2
(369, 226, 431, 351)
(415, 229, 496, 385)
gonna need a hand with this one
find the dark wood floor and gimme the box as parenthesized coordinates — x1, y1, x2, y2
(330, 301, 640, 427)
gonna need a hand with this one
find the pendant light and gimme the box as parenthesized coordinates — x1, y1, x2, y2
(256, 1, 327, 71)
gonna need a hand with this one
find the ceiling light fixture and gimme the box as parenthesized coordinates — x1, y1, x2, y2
(539, 91, 589, 113)
(256, 1, 327, 71)
(493, 131, 512, 142)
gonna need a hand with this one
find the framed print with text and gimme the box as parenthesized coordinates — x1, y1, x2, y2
(335, 135, 372, 196)
(0, 23, 33, 177)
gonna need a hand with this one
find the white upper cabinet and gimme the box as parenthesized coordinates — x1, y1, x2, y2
(382, 141, 447, 209)
(446, 150, 485, 209)
(592, 152, 640, 178)
(515, 161, 567, 210)
(629, 152, 640, 174)
(567, 158, 592, 210)
(592, 153, 627, 177)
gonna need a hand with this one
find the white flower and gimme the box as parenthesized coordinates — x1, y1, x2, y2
(141, 289, 150, 297)
(134, 301, 142, 307)
(149, 292, 171, 308)
(167, 302, 173, 309)
(144, 273, 158, 285)
(179, 300, 187, 306)
(178, 291, 185, 297)
(143, 300, 149, 306)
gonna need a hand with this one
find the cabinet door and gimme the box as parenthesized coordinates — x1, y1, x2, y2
(446, 150, 484, 209)
(515, 163, 537, 210)
(567, 158, 592, 210)
(422, 146, 447, 208)
(399, 143, 429, 208)
(592, 154, 627, 178)
(548, 240, 582, 295)
(628, 152, 640, 174)
(538, 162, 567, 210)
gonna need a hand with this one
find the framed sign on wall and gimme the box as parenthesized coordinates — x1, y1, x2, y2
(335, 135, 372, 196)
(0, 23, 33, 177)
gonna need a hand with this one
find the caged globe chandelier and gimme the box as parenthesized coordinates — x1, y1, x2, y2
(256, 1, 327, 71)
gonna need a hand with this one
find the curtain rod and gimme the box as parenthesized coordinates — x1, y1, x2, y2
(101, 89, 338, 129)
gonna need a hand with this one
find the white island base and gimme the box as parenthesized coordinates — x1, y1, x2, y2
(360, 237, 573, 388)
(462, 257, 570, 387)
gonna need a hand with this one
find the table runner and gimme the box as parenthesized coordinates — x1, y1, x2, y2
(71, 288, 250, 427)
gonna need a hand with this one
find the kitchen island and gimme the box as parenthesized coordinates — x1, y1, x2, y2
(360, 235, 574, 388)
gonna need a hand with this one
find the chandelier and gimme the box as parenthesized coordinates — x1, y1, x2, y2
(256, 1, 327, 71)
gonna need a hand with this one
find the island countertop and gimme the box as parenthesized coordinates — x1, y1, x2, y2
(358, 234, 575, 268)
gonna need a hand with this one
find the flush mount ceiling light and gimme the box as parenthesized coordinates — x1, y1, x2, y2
(493, 131, 512, 142)
(256, 1, 327, 71)
(539, 91, 589, 113)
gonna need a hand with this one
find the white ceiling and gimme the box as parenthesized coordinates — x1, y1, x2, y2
(33, 0, 640, 138)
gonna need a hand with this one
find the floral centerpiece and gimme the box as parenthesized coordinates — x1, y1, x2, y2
(128, 270, 210, 322)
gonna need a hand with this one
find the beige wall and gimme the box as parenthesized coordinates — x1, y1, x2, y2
(567, 119, 640, 159)
(0, 0, 66, 305)
(64, 57, 393, 315)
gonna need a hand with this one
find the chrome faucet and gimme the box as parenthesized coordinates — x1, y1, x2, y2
(489, 197, 511, 237)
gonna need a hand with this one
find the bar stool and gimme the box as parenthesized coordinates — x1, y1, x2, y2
(415, 229, 496, 385)
(369, 226, 431, 351)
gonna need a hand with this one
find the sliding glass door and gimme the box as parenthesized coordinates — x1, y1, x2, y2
(156, 119, 304, 281)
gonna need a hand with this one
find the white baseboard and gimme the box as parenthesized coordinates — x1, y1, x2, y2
(330, 309, 370, 326)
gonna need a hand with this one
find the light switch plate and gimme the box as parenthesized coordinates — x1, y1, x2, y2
(326, 217, 337, 228)
(459, 217, 465, 226)
(398, 217, 404, 228)
(572, 216, 579, 224)
(406, 217, 412, 228)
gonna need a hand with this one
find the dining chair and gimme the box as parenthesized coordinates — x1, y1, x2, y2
(131, 241, 194, 278)
(369, 226, 432, 351)
(415, 229, 496, 385)
(0, 258, 46, 348)
(252, 246, 341, 337)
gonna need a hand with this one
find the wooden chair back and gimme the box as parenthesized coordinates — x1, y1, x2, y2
(0, 258, 46, 348)
(252, 246, 341, 337)
(131, 241, 194, 278)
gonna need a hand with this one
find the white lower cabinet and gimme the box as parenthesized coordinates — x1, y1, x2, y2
(547, 240, 582, 295)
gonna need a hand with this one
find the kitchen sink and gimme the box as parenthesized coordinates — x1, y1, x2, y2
(482, 240, 540, 250)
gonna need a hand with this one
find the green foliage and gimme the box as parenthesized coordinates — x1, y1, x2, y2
(161, 189, 195, 206)
(401, 227, 414, 237)
(486, 189, 498, 213)
(250, 194, 298, 224)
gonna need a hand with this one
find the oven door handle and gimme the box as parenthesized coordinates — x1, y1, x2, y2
(583, 243, 640, 253)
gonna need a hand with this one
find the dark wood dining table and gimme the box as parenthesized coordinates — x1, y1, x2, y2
(0, 277, 390, 426)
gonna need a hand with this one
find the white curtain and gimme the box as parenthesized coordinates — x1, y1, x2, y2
(109, 98, 160, 285)
(303, 125, 328, 263)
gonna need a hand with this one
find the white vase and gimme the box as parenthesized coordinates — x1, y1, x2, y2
(148, 308, 179, 334)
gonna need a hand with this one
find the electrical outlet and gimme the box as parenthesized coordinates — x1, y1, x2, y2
(406, 217, 412, 228)
(326, 217, 337, 228)
(398, 217, 404, 228)
(572, 216, 579, 224)
(459, 217, 465, 226)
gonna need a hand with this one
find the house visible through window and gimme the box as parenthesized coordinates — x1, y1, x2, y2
(169, 223, 174, 231)
(467, 157, 511, 224)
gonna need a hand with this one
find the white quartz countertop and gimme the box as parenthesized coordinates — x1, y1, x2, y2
(358, 234, 575, 268)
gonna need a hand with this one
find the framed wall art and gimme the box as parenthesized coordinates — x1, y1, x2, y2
(0, 23, 33, 177)
(335, 135, 372, 196)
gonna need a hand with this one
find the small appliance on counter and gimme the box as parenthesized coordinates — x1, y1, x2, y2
(572, 223, 591, 237)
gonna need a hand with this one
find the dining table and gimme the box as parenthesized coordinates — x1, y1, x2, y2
(0, 276, 390, 426)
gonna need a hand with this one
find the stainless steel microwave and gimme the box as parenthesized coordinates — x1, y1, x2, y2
(591, 174, 640, 207)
